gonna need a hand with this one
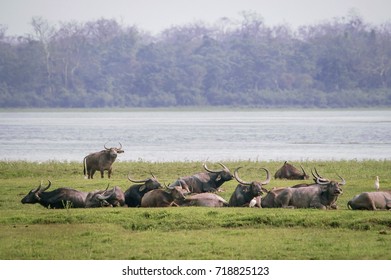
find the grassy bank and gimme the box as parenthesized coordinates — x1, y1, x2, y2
(0, 160, 390, 259)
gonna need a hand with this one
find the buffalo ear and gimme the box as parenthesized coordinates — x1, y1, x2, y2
(216, 175, 221, 181)
(139, 185, 146, 192)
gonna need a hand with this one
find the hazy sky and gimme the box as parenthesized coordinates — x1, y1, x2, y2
(1, 0, 390, 35)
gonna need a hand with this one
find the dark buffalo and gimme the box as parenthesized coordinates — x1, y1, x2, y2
(83, 143, 124, 179)
(124, 173, 162, 207)
(21, 180, 86, 208)
(274, 161, 309, 180)
(21, 181, 112, 208)
(85, 185, 125, 207)
(140, 186, 187, 207)
(168, 162, 234, 193)
(347, 191, 391, 210)
(229, 167, 270, 207)
(180, 193, 229, 207)
(274, 171, 345, 209)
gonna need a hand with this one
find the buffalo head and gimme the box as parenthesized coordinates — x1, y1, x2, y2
(234, 167, 270, 197)
(104, 142, 124, 159)
(203, 162, 234, 182)
(21, 180, 52, 204)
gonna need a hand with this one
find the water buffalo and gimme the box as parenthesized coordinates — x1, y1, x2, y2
(21, 180, 85, 208)
(124, 173, 162, 207)
(83, 143, 124, 179)
(229, 167, 270, 207)
(168, 162, 234, 193)
(274, 172, 345, 209)
(180, 193, 229, 207)
(347, 191, 391, 210)
(21, 181, 111, 208)
(274, 161, 309, 180)
(140, 186, 187, 207)
(85, 185, 125, 207)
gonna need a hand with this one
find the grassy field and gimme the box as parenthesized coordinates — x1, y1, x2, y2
(0, 160, 390, 260)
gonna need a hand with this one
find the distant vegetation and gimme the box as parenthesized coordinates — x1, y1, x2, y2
(1, 12, 391, 108)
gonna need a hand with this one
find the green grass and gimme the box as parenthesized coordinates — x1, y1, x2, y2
(0, 160, 390, 260)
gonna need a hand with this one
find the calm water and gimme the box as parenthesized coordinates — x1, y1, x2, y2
(0, 110, 390, 162)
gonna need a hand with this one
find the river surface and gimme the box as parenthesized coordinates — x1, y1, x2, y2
(0, 109, 390, 162)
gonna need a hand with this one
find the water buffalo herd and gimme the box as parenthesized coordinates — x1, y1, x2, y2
(21, 146, 390, 211)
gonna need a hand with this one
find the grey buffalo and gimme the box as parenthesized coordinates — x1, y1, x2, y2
(85, 185, 125, 207)
(169, 162, 234, 193)
(229, 167, 270, 207)
(124, 173, 162, 207)
(274, 171, 345, 209)
(347, 191, 391, 210)
(261, 187, 287, 208)
(141, 186, 187, 207)
(180, 193, 229, 207)
(274, 161, 309, 180)
(83, 143, 124, 179)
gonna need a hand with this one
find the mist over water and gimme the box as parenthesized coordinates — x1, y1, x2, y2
(1, 110, 390, 162)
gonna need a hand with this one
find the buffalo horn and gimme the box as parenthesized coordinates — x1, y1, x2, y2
(150, 172, 157, 180)
(260, 167, 271, 185)
(203, 162, 226, 173)
(300, 164, 308, 177)
(336, 174, 346, 185)
(32, 181, 43, 193)
(97, 191, 112, 201)
(312, 168, 329, 184)
(104, 142, 110, 150)
(234, 167, 251, 185)
(40, 180, 52, 192)
(127, 172, 148, 183)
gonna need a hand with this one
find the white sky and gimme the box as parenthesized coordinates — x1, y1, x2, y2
(0, 0, 390, 36)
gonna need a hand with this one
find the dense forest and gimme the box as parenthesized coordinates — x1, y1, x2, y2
(1, 12, 391, 108)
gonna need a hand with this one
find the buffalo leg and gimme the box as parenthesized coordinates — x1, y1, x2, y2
(100, 169, 105, 178)
(90, 170, 96, 179)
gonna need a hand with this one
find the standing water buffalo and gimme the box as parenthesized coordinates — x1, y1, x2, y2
(124, 173, 162, 207)
(274, 171, 345, 209)
(141, 186, 187, 207)
(21, 181, 117, 208)
(83, 143, 124, 179)
(274, 161, 309, 180)
(168, 162, 234, 193)
(347, 191, 391, 210)
(229, 167, 271, 207)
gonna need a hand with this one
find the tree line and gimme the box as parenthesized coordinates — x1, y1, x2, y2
(1, 12, 391, 108)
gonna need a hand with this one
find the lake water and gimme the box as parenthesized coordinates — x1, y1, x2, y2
(0, 109, 390, 162)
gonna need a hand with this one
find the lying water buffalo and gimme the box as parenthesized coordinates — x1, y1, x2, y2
(229, 167, 270, 207)
(85, 185, 125, 207)
(274, 171, 345, 209)
(347, 191, 391, 210)
(83, 143, 124, 179)
(274, 161, 309, 180)
(124, 173, 162, 207)
(141, 186, 187, 207)
(168, 162, 234, 193)
(21, 181, 115, 208)
(180, 193, 229, 207)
